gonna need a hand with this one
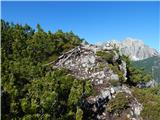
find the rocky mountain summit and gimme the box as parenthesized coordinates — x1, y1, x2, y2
(98, 38, 159, 61)
(51, 43, 143, 120)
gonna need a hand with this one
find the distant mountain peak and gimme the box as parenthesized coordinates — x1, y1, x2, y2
(98, 38, 159, 61)
(123, 37, 144, 44)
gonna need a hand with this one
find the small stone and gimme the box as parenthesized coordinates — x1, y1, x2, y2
(99, 80, 103, 84)
(110, 87, 115, 94)
(130, 111, 134, 116)
(127, 114, 130, 118)
(132, 118, 136, 120)
(103, 104, 106, 108)
(90, 56, 96, 64)
(101, 89, 111, 99)
(97, 115, 101, 119)
(102, 112, 106, 116)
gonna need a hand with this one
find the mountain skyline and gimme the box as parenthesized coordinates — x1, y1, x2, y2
(96, 37, 159, 61)
(96, 37, 160, 53)
(2, 1, 160, 51)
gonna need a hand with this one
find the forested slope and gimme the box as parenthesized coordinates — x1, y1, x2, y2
(133, 56, 160, 82)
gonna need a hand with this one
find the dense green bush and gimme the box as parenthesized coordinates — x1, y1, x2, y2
(107, 92, 130, 115)
(1, 20, 87, 119)
(2, 66, 92, 119)
(110, 79, 120, 86)
(120, 55, 152, 85)
(127, 66, 151, 85)
(132, 88, 160, 120)
(148, 84, 160, 96)
(76, 107, 83, 120)
(98, 62, 106, 70)
(68, 80, 84, 106)
(96, 51, 114, 63)
(84, 80, 92, 96)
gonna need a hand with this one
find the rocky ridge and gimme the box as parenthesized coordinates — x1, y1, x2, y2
(52, 43, 143, 120)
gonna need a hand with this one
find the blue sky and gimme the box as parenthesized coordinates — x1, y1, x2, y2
(2, 1, 160, 51)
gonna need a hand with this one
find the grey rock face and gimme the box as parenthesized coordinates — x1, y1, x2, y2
(119, 60, 127, 81)
(99, 38, 159, 61)
(53, 45, 112, 86)
(52, 44, 143, 120)
(137, 80, 157, 88)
